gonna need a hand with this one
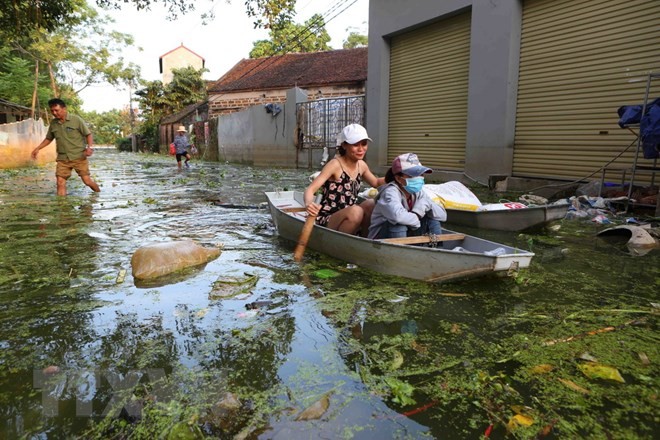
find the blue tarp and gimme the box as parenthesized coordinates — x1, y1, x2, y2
(617, 97, 660, 159)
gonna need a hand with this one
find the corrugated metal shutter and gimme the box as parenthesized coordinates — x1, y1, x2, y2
(514, 0, 660, 181)
(388, 12, 471, 171)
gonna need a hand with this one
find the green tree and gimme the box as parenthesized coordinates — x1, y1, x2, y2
(2, 0, 297, 39)
(249, 13, 332, 58)
(1, 0, 140, 116)
(0, 48, 50, 107)
(0, 0, 76, 40)
(96, 0, 297, 29)
(163, 66, 208, 113)
(343, 32, 368, 49)
(134, 80, 167, 123)
(81, 109, 128, 144)
(134, 80, 166, 152)
(24, 3, 140, 96)
(134, 67, 207, 152)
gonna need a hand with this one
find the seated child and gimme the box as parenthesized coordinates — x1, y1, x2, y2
(367, 153, 447, 239)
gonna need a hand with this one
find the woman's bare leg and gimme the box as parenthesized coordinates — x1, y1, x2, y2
(327, 205, 365, 235)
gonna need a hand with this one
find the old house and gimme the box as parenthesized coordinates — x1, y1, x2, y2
(159, 44, 205, 85)
(0, 98, 33, 124)
(207, 47, 367, 117)
(367, 0, 659, 195)
(159, 100, 215, 159)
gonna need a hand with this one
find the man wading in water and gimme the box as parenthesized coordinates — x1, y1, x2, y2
(31, 98, 101, 196)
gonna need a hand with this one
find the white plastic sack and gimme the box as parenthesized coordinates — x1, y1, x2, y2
(423, 181, 482, 211)
(131, 240, 221, 280)
(358, 187, 379, 199)
(478, 202, 528, 211)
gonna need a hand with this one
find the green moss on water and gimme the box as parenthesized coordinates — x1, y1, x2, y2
(2, 154, 658, 439)
(306, 260, 659, 439)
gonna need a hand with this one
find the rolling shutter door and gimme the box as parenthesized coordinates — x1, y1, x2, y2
(514, 0, 660, 180)
(388, 12, 471, 171)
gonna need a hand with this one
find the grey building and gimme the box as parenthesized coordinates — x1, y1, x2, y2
(367, 0, 660, 186)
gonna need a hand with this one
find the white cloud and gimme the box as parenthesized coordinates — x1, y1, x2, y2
(79, 0, 368, 113)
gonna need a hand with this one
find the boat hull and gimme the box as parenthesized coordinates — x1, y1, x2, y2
(266, 191, 534, 282)
(445, 204, 568, 231)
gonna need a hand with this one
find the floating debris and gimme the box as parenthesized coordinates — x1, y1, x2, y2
(295, 394, 330, 421)
(578, 362, 625, 383)
(314, 269, 341, 279)
(210, 273, 258, 299)
(116, 269, 126, 284)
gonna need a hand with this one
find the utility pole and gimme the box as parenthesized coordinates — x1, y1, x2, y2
(129, 81, 137, 153)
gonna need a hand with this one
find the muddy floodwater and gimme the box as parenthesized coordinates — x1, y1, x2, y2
(0, 150, 658, 439)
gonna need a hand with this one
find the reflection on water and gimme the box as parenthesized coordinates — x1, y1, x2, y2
(0, 150, 657, 439)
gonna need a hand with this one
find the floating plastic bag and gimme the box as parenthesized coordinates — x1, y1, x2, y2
(423, 181, 482, 211)
(131, 240, 221, 280)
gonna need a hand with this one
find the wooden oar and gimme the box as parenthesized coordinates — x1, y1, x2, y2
(294, 213, 316, 262)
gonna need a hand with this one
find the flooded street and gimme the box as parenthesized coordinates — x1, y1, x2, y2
(0, 150, 658, 439)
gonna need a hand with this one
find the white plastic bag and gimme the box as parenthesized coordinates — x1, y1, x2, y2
(477, 202, 527, 211)
(423, 181, 482, 211)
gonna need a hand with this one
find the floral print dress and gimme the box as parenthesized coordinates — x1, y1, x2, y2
(316, 159, 362, 226)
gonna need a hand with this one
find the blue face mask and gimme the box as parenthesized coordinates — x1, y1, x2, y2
(404, 177, 424, 194)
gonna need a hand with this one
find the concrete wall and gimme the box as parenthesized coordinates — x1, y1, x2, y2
(367, 0, 522, 183)
(216, 87, 312, 167)
(0, 119, 55, 169)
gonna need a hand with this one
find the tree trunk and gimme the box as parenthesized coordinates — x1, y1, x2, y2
(31, 61, 39, 119)
(47, 62, 59, 96)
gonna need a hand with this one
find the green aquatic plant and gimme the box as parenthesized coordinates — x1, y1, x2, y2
(384, 377, 416, 406)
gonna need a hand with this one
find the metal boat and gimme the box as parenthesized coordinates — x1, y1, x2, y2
(266, 191, 535, 282)
(445, 204, 569, 231)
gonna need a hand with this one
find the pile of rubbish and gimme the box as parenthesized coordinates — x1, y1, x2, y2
(360, 181, 568, 212)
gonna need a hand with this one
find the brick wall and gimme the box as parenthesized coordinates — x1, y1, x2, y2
(209, 95, 287, 116)
(208, 85, 364, 118)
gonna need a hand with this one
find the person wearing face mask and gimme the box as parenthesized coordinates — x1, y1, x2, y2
(367, 153, 446, 240)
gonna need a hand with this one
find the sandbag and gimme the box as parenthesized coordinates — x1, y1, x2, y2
(131, 240, 221, 280)
(423, 181, 482, 211)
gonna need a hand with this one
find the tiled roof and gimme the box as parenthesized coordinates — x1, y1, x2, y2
(209, 47, 367, 93)
(161, 100, 207, 124)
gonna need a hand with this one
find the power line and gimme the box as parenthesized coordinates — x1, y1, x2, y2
(211, 0, 359, 96)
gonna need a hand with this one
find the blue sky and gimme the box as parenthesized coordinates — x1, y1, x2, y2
(80, 0, 368, 112)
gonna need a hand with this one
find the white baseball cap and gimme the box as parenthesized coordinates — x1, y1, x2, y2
(337, 124, 372, 145)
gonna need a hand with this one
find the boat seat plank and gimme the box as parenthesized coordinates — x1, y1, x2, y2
(379, 234, 465, 245)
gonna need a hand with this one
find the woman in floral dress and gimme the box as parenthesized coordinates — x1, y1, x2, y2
(304, 124, 384, 236)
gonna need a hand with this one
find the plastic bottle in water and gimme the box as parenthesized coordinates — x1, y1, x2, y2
(484, 247, 506, 256)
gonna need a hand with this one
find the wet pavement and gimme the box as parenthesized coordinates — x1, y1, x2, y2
(0, 149, 657, 439)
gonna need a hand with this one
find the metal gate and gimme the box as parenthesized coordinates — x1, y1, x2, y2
(296, 95, 365, 168)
